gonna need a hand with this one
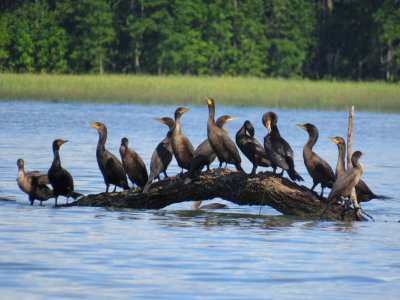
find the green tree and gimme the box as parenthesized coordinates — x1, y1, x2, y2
(374, 0, 400, 81)
(60, 0, 115, 74)
(265, 0, 314, 78)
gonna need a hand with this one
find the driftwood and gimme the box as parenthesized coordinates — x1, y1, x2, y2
(66, 169, 365, 221)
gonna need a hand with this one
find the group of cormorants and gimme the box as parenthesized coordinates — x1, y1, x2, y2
(17, 97, 387, 216)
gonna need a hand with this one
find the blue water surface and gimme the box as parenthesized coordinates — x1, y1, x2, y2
(0, 101, 399, 299)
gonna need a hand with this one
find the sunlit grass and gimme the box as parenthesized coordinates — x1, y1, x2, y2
(0, 74, 399, 112)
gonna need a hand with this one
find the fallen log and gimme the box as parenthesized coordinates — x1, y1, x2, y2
(66, 169, 366, 221)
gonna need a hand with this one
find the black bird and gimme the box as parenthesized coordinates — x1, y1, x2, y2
(120, 137, 148, 190)
(188, 115, 238, 179)
(321, 151, 365, 218)
(206, 97, 244, 172)
(48, 139, 81, 205)
(329, 136, 389, 203)
(17, 158, 54, 205)
(171, 107, 195, 173)
(87, 122, 129, 193)
(262, 112, 303, 181)
(191, 200, 227, 209)
(236, 120, 271, 175)
(143, 117, 175, 193)
(296, 123, 335, 196)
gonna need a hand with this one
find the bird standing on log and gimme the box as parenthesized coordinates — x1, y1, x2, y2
(296, 123, 334, 196)
(143, 117, 175, 193)
(171, 107, 195, 174)
(321, 151, 365, 218)
(262, 112, 303, 181)
(17, 158, 54, 205)
(188, 115, 238, 179)
(119, 137, 148, 191)
(87, 122, 129, 193)
(48, 139, 81, 205)
(206, 97, 244, 172)
(329, 136, 388, 203)
(236, 120, 271, 175)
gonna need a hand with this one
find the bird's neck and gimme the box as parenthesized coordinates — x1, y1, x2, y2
(305, 131, 318, 151)
(270, 125, 280, 137)
(18, 166, 25, 178)
(52, 149, 61, 168)
(353, 160, 364, 173)
(97, 131, 107, 151)
(336, 144, 346, 177)
(172, 118, 181, 137)
(191, 200, 202, 209)
(208, 104, 215, 125)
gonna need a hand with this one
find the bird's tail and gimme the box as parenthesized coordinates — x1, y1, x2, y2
(142, 177, 154, 193)
(235, 163, 245, 173)
(375, 194, 391, 200)
(287, 162, 304, 182)
(71, 191, 83, 199)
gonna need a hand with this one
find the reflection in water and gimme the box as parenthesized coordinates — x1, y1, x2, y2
(0, 101, 400, 298)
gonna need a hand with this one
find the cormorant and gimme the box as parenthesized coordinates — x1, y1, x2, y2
(296, 123, 335, 196)
(206, 97, 244, 172)
(262, 112, 303, 181)
(321, 151, 365, 218)
(143, 117, 175, 193)
(236, 120, 271, 175)
(188, 115, 238, 179)
(48, 139, 82, 205)
(119, 137, 148, 190)
(191, 200, 227, 209)
(17, 158, 54, 205)
(171, 107, 195, 173)
(329, 136, 389, 203)
(87, 122, 129, 193)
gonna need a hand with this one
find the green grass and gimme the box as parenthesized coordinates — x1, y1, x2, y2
(1, 74, 399, 112)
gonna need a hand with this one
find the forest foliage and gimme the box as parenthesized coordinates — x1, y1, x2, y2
(0, 0, 399, 81)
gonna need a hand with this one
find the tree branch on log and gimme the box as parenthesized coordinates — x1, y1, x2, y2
(65, 169, 367, 221)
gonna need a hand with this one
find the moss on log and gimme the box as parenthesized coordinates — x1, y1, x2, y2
(65, 169, 366, 221)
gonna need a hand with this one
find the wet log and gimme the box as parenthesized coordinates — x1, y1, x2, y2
(66, 169, 366, 221)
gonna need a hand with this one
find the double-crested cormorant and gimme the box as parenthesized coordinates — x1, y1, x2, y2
(143, 117, 175, 193)
(321, 151, 365, 218)
(191, 200, 227, 209)
(119, 137, 148, 190)
(206, 97, 244, 172)
(236, 120, 271, 175)
(188, 115, 238, 179)
(329, 136, 389, 203)
(262, 112, 303, 181)
(171, 107, 195, 173)
(17, 158, 54, 205)
(48, 139, 81, 205)
(87, 122, 129, 193)
(296, 123, 335, 196)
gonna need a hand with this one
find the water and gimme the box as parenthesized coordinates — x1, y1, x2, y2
(0, 101, 399, 299)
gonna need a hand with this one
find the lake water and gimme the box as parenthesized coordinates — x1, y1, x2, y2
(0, 100, 399, 299)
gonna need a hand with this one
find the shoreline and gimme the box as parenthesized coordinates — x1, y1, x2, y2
(1, 74, 399, 113)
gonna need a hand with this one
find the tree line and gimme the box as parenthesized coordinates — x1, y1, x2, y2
(0, 0, 399, 81)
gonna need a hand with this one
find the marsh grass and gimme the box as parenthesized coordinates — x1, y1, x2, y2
(1, 74, 399, 112)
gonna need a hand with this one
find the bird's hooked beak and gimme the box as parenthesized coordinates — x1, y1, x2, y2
(154, 118, 165, 124)
(181, 108, 191, 114)
(226, 117, 239, 122)
(57, 140, 68, 147)
(296, 124, 307, 131)
(206, 97, 213, 105)
(265, 120, 271, 133)
(328, 137, 339, 144)
(87, 122, 99, 130)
